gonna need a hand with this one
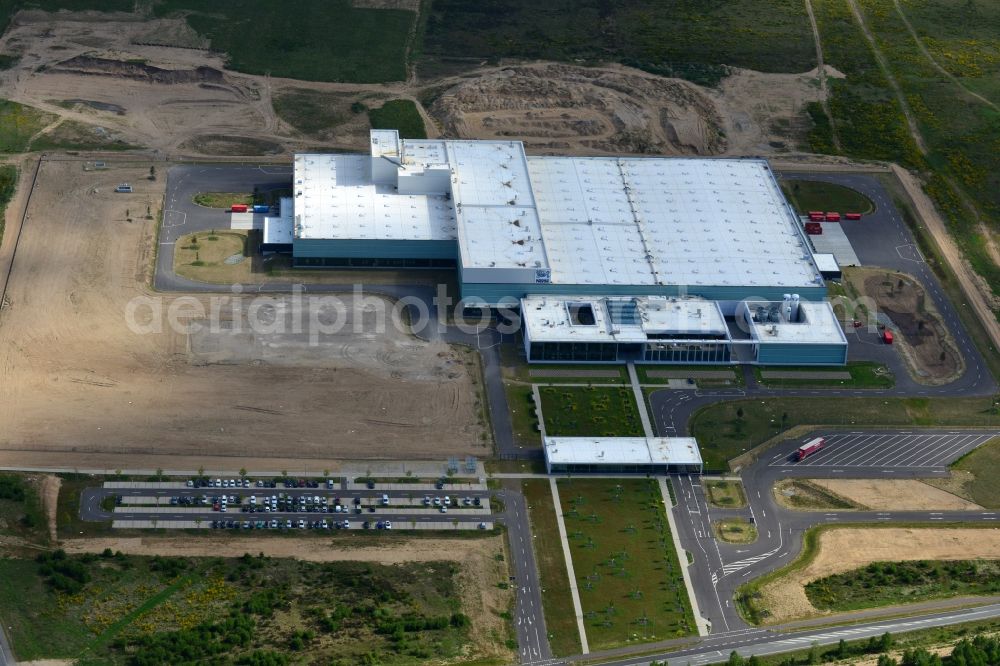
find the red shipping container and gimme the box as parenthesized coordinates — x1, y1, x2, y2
(825, 212, 841, 221)
(231, 204, 248, 213)
(808, 213, 824, 221)
(804, 222, 823, 235)
(845, 212, 862, 220)
(808, 211, 824, 218)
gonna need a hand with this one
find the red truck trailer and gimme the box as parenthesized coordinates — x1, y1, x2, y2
(804, 222, 823, 235)
(231, 203, 249, 213)
(882, 330, 894, 344)
(825, 212, 841, 222)
(797, 437, 825, 461)
(808, 211, 825, 221)
(845, 212, 862, 220)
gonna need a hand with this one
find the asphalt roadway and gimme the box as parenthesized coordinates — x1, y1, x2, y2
(0, 624, 13, 666)
(671, 429, 1000, 634)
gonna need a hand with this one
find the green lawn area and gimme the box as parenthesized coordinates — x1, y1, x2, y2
(154, 0, 416, 83)
(753, 361, 894, 389)
(421, 0, 814, 85)
(779, 179, 874, 216)
(557, 479, 695, 650)
(369, 99, 427, 139)
(192, 192, 253, 209)
(521, 480, 581, 657)
(636, 364, 742, 387)
(704, 480, 746, 509)
(540, 386, 644, 437)
(806, 560, 1000, 612)
(0, 551, 474, 664)
(504, 382, 541, 449)
(688, 396, 1000, 472)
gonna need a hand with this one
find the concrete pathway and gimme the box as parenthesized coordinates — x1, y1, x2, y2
(627, 362, 654, 438)
(549, 477, 589, 654)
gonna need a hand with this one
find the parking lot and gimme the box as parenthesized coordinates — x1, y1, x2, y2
(770, 430, 999, 469)
(84, 476, 495, 532)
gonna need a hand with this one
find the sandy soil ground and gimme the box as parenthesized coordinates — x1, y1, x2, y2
(0, 8, 837, 160)
(63, 534, 514, 662)
(808, 479, 982, 511)
(846, 267, 964, 384)
(758, 528, 1000, 624)
(430, 62, 837, 156)
(0, 160, 485, 466)
(891, 165, 1000, 352)
(40, 474, 60, 541)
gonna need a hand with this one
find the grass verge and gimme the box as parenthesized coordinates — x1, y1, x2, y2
(780, 179, 874, 215)
(713, 518, 757, 544)
(192, 192, 252, 209)
(754, 361, 894, 389)
(772, 479, 863, 511)
(704, 480, 747, 509)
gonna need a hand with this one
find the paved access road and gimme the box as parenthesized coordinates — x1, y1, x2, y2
(671, 429, 1000, 633)
(0, 623, 14, 666)
(585, 603, 1000, 666)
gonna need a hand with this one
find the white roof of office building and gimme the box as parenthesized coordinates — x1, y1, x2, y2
(745, 299, 847, 345)
(544, 437, 703, 467)
(293, 153, 457, 241)
(522, 295, 729, 343)
(528, 157, 822, 288)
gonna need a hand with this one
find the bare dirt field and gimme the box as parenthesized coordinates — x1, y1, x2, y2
(429, 62, 836, 156)
(0, 9, 836, 160)
(808, 479, 982, 511)
(846, 267, 964, 384)
(0, 159, 485, 468)
(758, 528, 1000, 624)
(64, 534, 513, 663)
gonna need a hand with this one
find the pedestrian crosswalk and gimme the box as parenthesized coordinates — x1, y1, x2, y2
(721, 547, 780, 576)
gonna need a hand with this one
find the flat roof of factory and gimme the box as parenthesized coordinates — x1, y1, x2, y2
(522, 295, 729, 343)
(745, 299, 848, 345)
(293, 132, 824, 288)
(528, 157, 821, 288)
(543, 437, 703, 467)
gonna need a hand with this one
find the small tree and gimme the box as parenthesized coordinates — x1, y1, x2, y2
(736, 407, 744, 420)
(239, 467, 247, 480)
(149, 165, 156, 180)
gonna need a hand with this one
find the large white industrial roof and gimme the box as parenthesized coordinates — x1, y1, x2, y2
(528, 157, 822, 288)
(745, 299, 847, 345)
(293, 154, 457, 241)
(263, 197, 294, 245)
(522, 295, 729, 343)
(544, 437, 703, 467)
(293, 133, 824, 289)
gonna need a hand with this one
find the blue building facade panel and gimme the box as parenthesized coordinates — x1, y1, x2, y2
(459, 282, 828, 308)
(755, 343, 848, 365)
(293, 239, 457, 260)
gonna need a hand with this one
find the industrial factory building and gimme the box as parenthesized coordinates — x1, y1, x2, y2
(274, 129, 848, 365)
